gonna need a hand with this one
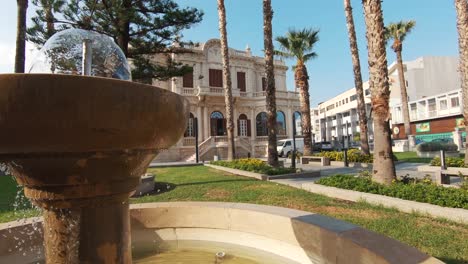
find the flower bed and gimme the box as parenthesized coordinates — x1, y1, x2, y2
(210, 158, 295, 176)
(430, 156, 467, 168)
(316, 174, 468, 209)
(316, 149, 373, 163)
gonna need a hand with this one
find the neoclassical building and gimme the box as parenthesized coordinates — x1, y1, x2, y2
(152, 39, 302, 161)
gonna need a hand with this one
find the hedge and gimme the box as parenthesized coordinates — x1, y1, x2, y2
(416, 142, 458, 152)
(316, 174, 468, 209)
(430, 157, 467, 168)
(211, 158, 295, 175)
(316, 149, 373, 163)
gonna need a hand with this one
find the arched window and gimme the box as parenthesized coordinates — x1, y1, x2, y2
(184, 113, 195, 137)
(238, 114, 250, 137)
(294, 111, 302, 136)
(256, 112, 268, 136)
(210, 111, 226, 136)
(276, 111, 286, 135)
(211, 111, 224, 119)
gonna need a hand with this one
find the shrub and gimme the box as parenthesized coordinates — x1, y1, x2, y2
(430, 157, 467, 168)
(416, 142, 458, 152)
(211, 158, 295, 175)
(317, 175, 468, 209)
(316, 149, 373, 163)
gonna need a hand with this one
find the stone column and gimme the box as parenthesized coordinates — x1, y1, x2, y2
(286, 107, 293, 138)
(204, 106, 209, 139)
(197, 106, 203, 140)
(250, 107, 256, 157)
(453, 127, 463, 151)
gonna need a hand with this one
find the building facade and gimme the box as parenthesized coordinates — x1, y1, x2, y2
(152, 39, 302, 161)
(313, 56, 463, 151)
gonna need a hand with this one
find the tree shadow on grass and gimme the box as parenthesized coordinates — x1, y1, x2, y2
(437, 257, 467, 264)
(176, 179, 257, 187)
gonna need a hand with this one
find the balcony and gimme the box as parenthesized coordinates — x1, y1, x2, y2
(191, 86, 299, 99)
(391, 89, 462, 124)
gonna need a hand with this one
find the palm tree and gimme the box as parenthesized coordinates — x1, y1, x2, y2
(362, 0, 396, 185)
(276, 28, 319, 156)
(454, 0, 468, 165)
(385, 20, 416, 145)
(263, 0, 279, 167)
(216, 0, 235, 160)
(344, 0, 370, 155)
(15, 0, 28, 73)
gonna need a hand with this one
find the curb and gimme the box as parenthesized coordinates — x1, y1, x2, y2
(204, 164, 321, 181)
(275, 180, 468, 224)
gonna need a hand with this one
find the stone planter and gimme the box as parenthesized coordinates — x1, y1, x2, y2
(416, 150, 459, 158)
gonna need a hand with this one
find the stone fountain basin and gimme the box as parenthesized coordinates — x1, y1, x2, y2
(0, 202, 442, 264)
(0, 74, 188, 205)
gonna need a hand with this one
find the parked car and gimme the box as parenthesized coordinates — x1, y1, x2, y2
(313, 141, 333, 152)
(277, 138, 304, 157)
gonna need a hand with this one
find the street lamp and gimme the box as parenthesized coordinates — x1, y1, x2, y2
(292, 113, 297, 169)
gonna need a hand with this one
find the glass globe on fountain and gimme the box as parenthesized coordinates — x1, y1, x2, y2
(29, 28, 131, 80)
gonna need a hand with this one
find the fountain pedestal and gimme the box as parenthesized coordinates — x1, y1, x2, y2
(0, 74, 188, 263)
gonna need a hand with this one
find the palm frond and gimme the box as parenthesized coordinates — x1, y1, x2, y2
(275, 27, 320, 63)
(385, 20, 416, 42)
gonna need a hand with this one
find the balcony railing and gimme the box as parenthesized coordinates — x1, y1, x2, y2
(183, 137, 196, 146)
(391, 89, 462, 124)
(193, 86, 299, 99)
(182, 88, 196, 96)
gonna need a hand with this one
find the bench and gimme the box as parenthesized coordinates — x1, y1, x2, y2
(434, 169, 465, 185)
(300, 156, 330, 166)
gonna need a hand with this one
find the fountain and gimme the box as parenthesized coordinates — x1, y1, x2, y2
(0, 29, 443, 264)
(0, 29, 188, 263)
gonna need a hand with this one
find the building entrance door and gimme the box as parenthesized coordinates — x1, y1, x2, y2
(210, 111, 226, 136)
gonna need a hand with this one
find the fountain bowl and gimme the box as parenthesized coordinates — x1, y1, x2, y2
(0, 73, 189, 263)
(0, 73, 188, 206)
(0, 202, 443, 264)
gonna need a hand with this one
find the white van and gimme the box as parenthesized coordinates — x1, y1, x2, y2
(277, 138, 304, 157)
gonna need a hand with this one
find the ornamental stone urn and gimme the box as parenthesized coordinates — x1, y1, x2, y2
(0, 73, 188, 263)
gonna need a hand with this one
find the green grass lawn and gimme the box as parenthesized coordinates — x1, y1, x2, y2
(1, 167, 467, 263)
(394, 151, 433, 163)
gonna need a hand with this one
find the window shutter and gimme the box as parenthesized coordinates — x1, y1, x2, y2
(237, 119, 241, 136)
(237, 72, 246, 91)
(210, 119, 216, 136)
(262, 77, 266, 91)
(209, 69, 223, 87)
(183, 72, 194, 88)
(247, 120, 251, 137)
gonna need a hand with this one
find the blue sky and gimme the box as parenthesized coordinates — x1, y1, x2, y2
(0, 0, 460, 106)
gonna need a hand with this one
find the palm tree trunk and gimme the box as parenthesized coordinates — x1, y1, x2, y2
(362, 0, 396, 185)
(395, 48, 411, 140)
(263, 0, 279, 167)
(217, 0, 235, 160)
(15, 0, 28, 73)
(295, 62, 313, 156)
(455, 0, 468, 165)
(344, 0, 370, 155)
